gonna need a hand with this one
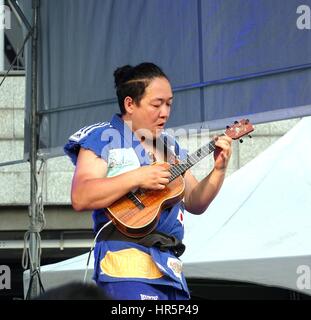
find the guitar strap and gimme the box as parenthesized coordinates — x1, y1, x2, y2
(159, 134, 180, 164)
(96, 222, 185, 257)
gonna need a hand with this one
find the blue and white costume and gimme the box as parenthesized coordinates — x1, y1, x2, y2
(64, 114, 190, 300)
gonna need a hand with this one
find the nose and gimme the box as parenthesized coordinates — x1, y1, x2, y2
(159, 104, 170, 119)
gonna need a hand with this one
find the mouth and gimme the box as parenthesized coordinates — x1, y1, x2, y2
(157, 122, 165, 128)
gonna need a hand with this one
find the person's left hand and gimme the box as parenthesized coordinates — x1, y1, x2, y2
(213, 135, 232, 171)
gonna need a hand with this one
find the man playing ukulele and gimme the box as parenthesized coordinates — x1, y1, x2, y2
(64, 62, 232, 300)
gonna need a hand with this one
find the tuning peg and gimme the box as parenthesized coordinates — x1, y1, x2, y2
(239, 139, 243, 143)
(248, 134, 252, 138)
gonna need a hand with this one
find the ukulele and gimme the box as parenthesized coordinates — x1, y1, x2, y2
(106, 119, 254, 238)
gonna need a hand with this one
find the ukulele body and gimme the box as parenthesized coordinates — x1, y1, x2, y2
(107, 169, 185, 238)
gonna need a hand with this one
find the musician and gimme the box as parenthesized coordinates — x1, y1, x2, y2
(64, 62, 232, 300)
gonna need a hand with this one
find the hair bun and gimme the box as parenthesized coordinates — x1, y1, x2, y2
(113, 65, 133, 88)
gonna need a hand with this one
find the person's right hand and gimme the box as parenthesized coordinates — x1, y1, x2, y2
(134, 162, 171, 190)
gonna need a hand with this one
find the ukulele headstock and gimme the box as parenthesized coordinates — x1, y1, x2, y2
(225, 119, 254, 142)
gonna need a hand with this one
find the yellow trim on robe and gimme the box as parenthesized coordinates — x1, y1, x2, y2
(100, 248, 164, 279)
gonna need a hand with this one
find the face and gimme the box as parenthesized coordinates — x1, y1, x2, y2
(123, 77, 173, 139)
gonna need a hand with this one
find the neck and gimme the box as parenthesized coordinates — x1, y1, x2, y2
(168, 138, 217, 182)
(121, 114, 159, 141)
(121, 114, 134, 130)
(121, 114, 141, 140)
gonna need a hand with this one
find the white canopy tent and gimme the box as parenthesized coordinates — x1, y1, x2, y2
(182, 116, 311, 296)
(24, 116, 311, 297)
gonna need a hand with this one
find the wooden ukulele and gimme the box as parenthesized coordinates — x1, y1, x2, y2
(106, 119, 254, 238)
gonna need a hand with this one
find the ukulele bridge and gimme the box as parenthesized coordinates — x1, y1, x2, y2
(127, 192, 145, 210)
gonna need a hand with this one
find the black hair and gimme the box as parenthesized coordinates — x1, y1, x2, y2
(113, 62, 168, 114)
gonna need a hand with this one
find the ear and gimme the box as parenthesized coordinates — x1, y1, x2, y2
(124, 96, 135, 114)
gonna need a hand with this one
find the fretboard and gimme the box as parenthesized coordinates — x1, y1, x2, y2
(168, 139, 216, 182)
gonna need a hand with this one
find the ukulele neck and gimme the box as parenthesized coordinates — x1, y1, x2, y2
(168, 138, 217, 182)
